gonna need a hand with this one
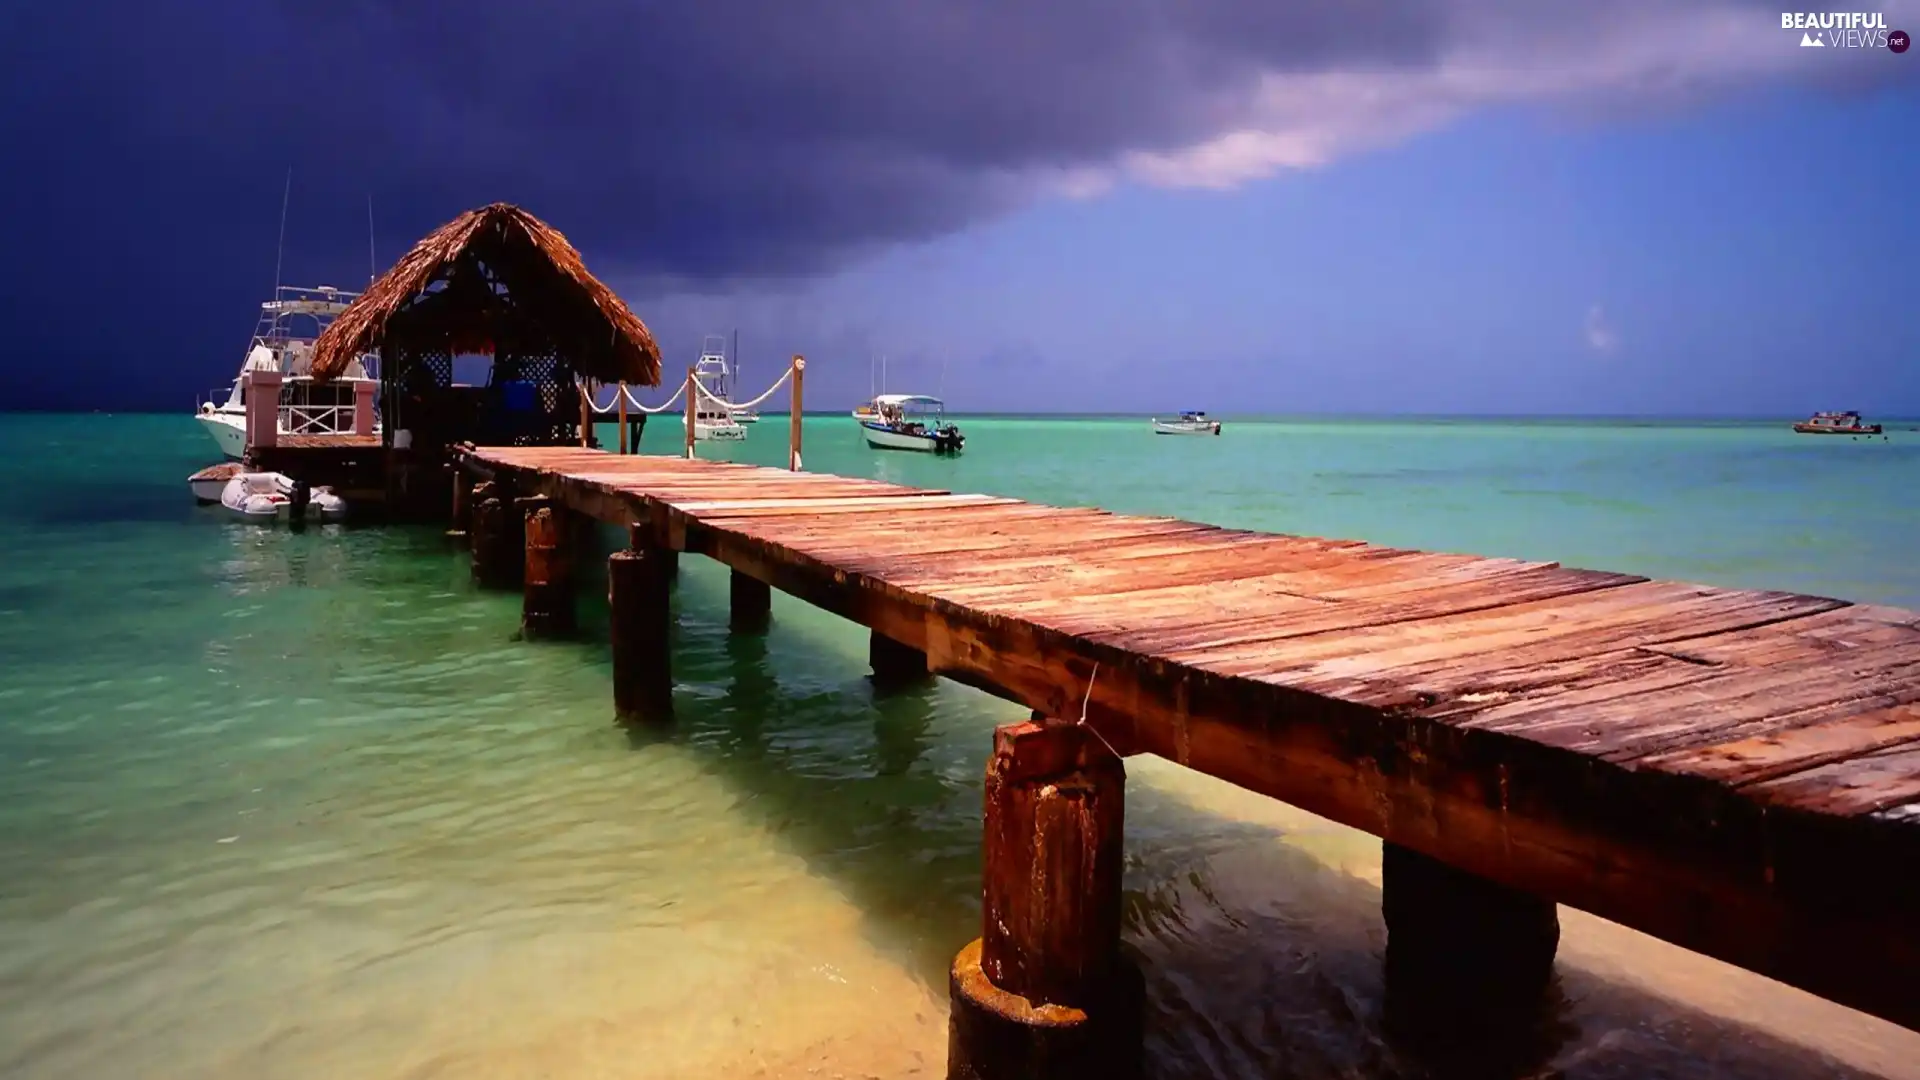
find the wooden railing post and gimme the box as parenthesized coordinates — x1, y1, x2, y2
(617, 381, 629, 455)
(789, 355, 805, 471)
(683, 366, 697, 460)
(578, 382, 591, 447)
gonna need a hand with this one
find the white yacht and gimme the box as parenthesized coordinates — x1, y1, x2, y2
(196, 285, 380, 458)
(682, 335, 747, 442)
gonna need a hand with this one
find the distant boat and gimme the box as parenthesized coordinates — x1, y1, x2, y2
(681, 335, 747, 442)
(1152, 410, 1221, 436)
(1794, 410, 1882, 435)
(861, 394, 965, 453)
(196, 285, 380, 459)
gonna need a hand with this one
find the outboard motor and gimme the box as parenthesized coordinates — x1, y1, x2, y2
(287, 479, 313, 524)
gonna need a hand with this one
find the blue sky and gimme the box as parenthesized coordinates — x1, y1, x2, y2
(1, 0, 1915, 414)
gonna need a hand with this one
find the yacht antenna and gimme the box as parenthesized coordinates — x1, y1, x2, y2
(366, 195, 378, 285)
(732, 327, 739, 386)
(272, 167, 291, 295)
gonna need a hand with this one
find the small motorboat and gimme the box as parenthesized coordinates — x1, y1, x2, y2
(1152, 410, 1221, 435)
(189, 462, 244, 504)
(861, 394, 965, 454)
(1793, 410, 1882, 435)
(219, 471, 348, 524)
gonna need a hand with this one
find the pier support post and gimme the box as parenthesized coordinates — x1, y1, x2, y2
(448, 469, 472, 545)
(947, 719, 1141, 1080)
(469, 485, 523, 589)
(729, 569, 771, 634)
(609, 545, 673, 723)
(870, 630, 929, 689)
(521, 497, 576, 639)
(1380, 842, 1561, 1063)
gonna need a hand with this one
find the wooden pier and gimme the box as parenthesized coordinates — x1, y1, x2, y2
(456, 444, 1919, 1076)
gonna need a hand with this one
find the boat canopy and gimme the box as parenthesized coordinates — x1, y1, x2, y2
(873, 394, 945, 408)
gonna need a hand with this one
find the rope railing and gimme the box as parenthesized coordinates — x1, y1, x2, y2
(690, 359, 797, 412)
(584, 381, 686, 415)
(578, 355, 805, 472)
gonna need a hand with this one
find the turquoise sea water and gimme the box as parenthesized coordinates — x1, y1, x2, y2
(2, 412, 1917, 1079)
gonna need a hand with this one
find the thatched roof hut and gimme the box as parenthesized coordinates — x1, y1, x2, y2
(310, 202, 662, 387)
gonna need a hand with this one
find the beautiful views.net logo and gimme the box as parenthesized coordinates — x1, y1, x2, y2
(1781, 11, 1911, 51)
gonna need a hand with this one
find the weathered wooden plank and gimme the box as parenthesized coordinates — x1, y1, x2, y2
(1641, 701, 1920, 789)
(679, 493, 1015, 516)
(1747, 743, 1920, 816)
(1179, 584, 1841, 684)
(1455, 647, 1920, 764)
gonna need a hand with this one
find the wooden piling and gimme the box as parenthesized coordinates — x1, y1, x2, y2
(948, 719, 1140, 1080)
(608, 545, 673, 723)
(870, 629, 929, 688)
(448, 468, 472, 545)
(521, 497, 576, 639)
(1380, 842, 1561, 1062)
(730, 568, 771, 634)
(468, 489, 523, 589)
(579, 382, 592, 447)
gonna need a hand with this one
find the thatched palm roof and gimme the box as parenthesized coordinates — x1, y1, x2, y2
(310, 202, 662, 386)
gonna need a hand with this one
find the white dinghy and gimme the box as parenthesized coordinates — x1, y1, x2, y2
(219, 471, 348, 524)
(189, 462, 244, 504)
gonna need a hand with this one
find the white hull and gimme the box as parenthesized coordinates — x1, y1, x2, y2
(733, 410, 760, 423)
(219, 472, 348, 524)
(1152, 420, 1221, 435)
(862, 423, 946, 453)
(682, 416, 747, 441)
(198, 412, 250, 459)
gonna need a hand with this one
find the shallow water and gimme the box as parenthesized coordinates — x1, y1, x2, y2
(1, 413, 1917, 1079)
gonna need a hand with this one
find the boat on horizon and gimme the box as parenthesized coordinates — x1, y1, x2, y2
(1793, 410, 1882, 435)
(1152, 410, 1222, 436)
(861, 394, 965, 454)
(195, 285, 381, 459)
(682, 335, 747, 442)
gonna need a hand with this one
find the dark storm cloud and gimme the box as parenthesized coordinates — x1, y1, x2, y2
(0, 0, 1875, 406)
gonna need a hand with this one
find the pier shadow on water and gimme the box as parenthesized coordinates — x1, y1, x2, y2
(557, 544, 1900, 1080)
